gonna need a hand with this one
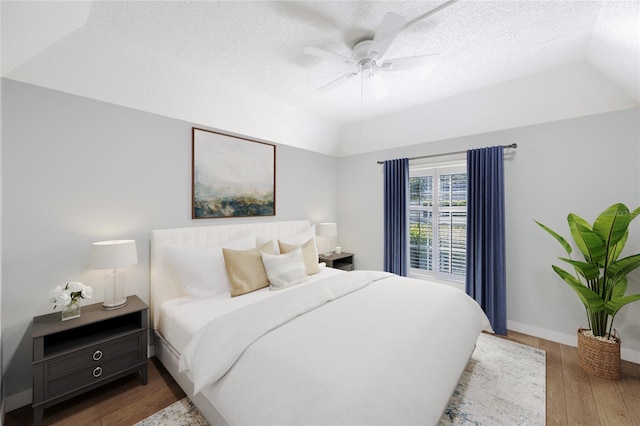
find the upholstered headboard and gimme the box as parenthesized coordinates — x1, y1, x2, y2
(149, 220, 311, 330)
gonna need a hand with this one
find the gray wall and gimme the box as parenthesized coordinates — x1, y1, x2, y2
(338, 108, 640, 359)
(0, 78, 338, 398)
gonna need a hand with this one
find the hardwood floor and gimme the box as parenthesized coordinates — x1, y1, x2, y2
(500, 330, 640, 426)
(3, 358, 186, 426)
(4, 331, 640, 425)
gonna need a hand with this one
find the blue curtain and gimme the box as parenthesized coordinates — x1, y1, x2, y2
(466, 146, 507, 335)
(383, 158, 409, 276)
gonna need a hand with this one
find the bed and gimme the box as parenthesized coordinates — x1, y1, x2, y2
(150, 220, 491, 425)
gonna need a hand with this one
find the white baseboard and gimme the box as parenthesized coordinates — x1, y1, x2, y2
(507, 320, 640, 364)
(507, 320, 578, 346)
(4, 388, 30, 413)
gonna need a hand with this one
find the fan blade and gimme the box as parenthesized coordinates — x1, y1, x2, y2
(317, 70, 359, 92)
(303, 46, 357, 65)
(405, 0, 460, 29)
(382, 54, 440, 72)
(367, 12, 408, 59)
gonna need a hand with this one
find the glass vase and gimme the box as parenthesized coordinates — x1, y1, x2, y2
(61, 302, 81, 321)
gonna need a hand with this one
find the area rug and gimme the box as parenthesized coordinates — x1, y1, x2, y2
(137, 333, 545, 425)
(135, 397, 209, 426)
(439, 333, 546, 425)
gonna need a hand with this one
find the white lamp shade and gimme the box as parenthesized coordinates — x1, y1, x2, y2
(91, 240, 138, 269)
(317, 223, 337, 237)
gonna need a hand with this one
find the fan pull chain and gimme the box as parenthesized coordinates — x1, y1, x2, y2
(360, 71, 364, 137)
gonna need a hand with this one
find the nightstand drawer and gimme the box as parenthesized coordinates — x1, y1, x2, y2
(43, 332, 144, 378)
(42, 334, 145, 399)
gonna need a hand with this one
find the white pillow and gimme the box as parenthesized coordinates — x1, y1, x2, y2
(164, 231, 255, 298)
(277, 225, 318, 258)
(278, 238, 321, 275)
(261, 246, 309, 290)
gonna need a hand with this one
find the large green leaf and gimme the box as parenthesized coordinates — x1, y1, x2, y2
(569, 219, 606, 264)
(605, 294, 640, 317)
(608, 230, 628, 265)
(558, 258, 599, 280)
(552, 265, 604, 312)
(607, 254, 640, 284)
(594, 204, 630, 267)
(534, 220, 572, 255)
(611, 276, 627, 300)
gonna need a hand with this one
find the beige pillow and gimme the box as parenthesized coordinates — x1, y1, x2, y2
(278, 238, 321, 275)
(223, 242, 276, 297)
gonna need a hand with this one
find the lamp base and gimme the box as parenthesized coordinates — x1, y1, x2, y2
(102, 298, 127, 310)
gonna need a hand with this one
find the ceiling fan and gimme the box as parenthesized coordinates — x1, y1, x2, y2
(303, 0, 460, 96)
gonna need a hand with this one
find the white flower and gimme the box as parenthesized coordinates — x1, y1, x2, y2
(49, 282, 93, 310)
(81, 286, 93, 299)
(49, 285, 63, 300)
(56, 291, 72, 307)
(67, 281, 83, 292)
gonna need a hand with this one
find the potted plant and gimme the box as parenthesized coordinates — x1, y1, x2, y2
(536, 203, 640, 379)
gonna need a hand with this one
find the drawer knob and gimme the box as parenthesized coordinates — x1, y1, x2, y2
(92, 366, 103, 378)
(92, 350, 103, 361)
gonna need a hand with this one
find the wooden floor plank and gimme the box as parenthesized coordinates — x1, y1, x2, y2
(563, 373, 600, 424)
(540, 338, 563, 373)
(619, 360, 640, 398)
(546, 365, 568, 426)
(589, 374, 632, 425)
(621, 392, 640, 425)
(540, 338, 568, 425)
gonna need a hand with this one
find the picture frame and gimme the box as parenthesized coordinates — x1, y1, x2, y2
(192, 127, 276, 219)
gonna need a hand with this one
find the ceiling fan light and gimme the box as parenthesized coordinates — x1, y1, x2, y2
(371, 74, 389, 100)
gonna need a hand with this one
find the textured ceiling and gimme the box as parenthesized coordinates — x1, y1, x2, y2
(2, 0, 639, 153)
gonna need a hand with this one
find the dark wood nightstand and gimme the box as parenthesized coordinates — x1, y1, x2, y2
(319, 252, 354, 271)
(32, 295, 148, 425)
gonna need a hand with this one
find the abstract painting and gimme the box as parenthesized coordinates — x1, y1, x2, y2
(192, 128, 275, 218)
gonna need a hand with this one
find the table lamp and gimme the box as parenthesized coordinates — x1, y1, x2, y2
(91, 239, 138, 310)
(317, 223, 337, 256)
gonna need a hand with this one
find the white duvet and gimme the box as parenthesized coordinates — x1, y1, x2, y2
(178, 271, 491, 425)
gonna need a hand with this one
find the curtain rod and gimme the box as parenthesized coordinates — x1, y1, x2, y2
(376, 143, 518, 164)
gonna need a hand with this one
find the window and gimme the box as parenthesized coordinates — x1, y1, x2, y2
(409, 164, 467, 282)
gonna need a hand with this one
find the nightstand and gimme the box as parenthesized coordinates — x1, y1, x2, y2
(32, 295, 148, 425)
(319, 252, 354, 271)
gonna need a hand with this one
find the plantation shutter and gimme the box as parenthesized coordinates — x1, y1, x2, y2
(438, 172, 467, 277)
(409, 164, 467, 282)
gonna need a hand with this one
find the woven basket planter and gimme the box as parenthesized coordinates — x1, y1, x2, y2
(577, 328, 621, 380)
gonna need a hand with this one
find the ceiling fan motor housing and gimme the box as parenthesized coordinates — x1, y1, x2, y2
(353, 40, 379, 61)
(353, 40, 389, 75)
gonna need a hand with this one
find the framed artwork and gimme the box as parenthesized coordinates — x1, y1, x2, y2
(192, 128, 276, 219)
